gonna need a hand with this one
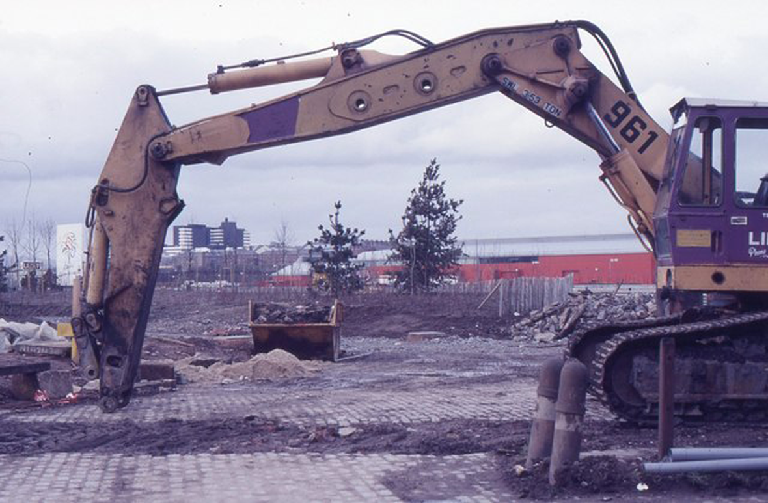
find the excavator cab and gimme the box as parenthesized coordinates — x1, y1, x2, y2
(655, 98, 768, 309)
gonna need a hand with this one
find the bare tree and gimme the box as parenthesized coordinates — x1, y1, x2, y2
(273, 219, 294, 270)
(39, 218, 56, 271)
(4, 217, 24, 289)
(21, 215, 43, 291)
(24, 214, 41, 266)
(0, 235, 7, 292)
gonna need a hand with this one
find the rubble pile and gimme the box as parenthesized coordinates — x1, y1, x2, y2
(251, 302, 332, 324)
(505, 290, 657, 343)
(203, 324, 250, 337)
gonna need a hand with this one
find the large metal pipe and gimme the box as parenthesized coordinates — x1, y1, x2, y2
(645, 457, 768, 473)
(526, 357, 564, 468)
(207, 57, 334, 94)
(670, 448, 768, 462)
(658, 337, 675, 458)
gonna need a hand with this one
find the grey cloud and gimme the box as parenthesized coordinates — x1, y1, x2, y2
(3, 2, 768, 246)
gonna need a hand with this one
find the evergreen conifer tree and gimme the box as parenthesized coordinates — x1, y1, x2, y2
(389, 159, 463, 293)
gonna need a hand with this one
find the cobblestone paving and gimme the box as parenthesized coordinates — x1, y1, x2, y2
(3, 373, 608, 425)
(3, 337, 609, 425)
(0, 451, 513, 502)
(0, 337, 611, 501)
(3, 379, 539, 425)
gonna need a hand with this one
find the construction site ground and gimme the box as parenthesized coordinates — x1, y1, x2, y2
(1, 289, 768, 502)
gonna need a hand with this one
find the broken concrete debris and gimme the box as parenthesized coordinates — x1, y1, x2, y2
(505, 291, 656, 343)
(0, 321, 74, 402)
(337, 426, 357, 438)
(0, 319, 62, 353)
(251, 302, 332, 324)
(10, 368, 73, 401)
(406, 331, 447, 343)
(138, 360, 175, 381)
(203, 325, 250, 336)
(36, 369, 74, 400)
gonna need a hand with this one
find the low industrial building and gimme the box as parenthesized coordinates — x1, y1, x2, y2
(273, 233, 653, 287)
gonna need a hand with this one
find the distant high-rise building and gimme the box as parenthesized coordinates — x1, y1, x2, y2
(209, 227, 223, 248)
(218, 218, 245, 249)
(171, 219, 248, 250)
(173, 224, 209, 249)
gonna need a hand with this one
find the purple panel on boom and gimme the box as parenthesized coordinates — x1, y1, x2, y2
(240, 97, 299, 144)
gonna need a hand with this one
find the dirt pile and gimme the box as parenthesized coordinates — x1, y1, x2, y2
(177, 349, 322, 383)
(509, 455, 643, 499)
(505, 290, 656, 343)
(508, 455, 768, 500)
(251, 302, 332, 324)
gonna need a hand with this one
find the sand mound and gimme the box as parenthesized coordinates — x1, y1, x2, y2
(178, 349, 321, 383)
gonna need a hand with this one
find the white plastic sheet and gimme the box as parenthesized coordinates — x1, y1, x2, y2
(0, 318, 61, 353)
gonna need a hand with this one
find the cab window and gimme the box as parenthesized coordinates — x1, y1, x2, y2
(735, 117, 768, 207)
(677, 116, 722, 206)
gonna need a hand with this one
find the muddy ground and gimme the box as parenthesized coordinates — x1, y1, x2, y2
(2, 288, 768, 500)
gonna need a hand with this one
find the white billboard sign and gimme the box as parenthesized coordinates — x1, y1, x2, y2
(56, 223, 87, 287)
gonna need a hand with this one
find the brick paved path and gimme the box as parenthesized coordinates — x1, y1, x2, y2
(0, 336, 602, 501)
(0, 451, 515, 502)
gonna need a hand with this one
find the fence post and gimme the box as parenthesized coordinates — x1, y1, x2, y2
(498, 280, 504, 317)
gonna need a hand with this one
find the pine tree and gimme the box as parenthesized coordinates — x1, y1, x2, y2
(389, 159, 463, 293)
(308, 201, 365, 296)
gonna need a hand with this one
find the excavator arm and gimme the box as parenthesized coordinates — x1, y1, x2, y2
(75, 20, 668, 411)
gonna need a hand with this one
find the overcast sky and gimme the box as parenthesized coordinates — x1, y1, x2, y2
(2, 1, 768, 249)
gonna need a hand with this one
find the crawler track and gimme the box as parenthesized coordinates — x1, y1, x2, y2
(569, 311, 768, 423)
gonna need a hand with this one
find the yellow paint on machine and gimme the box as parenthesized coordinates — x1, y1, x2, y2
(56, 322, 78, 362)
(658, 265, 768, 291)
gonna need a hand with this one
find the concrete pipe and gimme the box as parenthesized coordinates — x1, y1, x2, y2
(526, 357, 564, 468)
(549, 359, 588, 486)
